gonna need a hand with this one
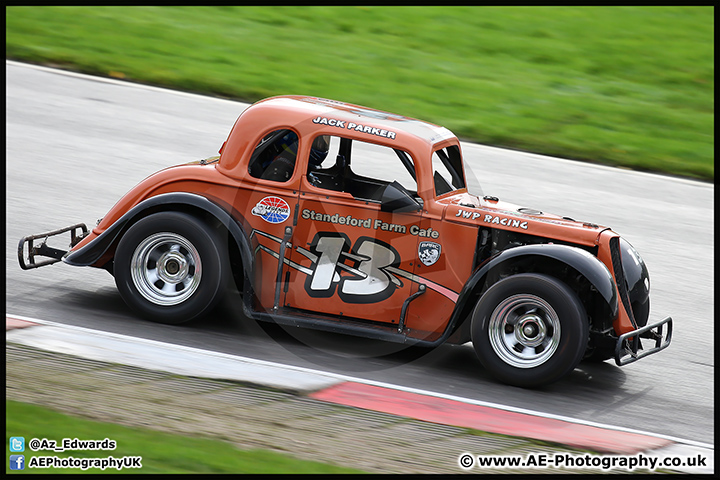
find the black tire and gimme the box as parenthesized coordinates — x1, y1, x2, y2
(471, 274, 589, 388)
(114, 212, 228, 324)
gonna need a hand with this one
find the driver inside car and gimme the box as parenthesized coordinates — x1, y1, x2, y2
(307, 135, 330, 186)
(259, 131, 299, 182)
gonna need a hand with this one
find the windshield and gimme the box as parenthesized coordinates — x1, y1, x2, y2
(432, 145, 465, 196)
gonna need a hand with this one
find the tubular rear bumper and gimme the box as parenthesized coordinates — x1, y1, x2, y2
(18, 223, 88, 270)
(614, 316, 672, 366)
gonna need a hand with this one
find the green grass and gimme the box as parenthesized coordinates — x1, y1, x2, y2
(5, 6, 714, 180)
(6, 400, 364, 474)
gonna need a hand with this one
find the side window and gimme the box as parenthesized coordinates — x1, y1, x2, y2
(306, 135, 418, 202)
(432, 145, 465, 196)
(248, 129, 298, 182)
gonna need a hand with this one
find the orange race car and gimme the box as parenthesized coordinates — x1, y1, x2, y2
(18, 95, 672, 387)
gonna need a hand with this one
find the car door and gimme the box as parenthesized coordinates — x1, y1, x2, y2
(240, 128, 302, 310)
(282, 136, 423, 326)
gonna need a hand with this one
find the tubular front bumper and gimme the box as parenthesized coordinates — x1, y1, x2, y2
(614, 316, 672, 366)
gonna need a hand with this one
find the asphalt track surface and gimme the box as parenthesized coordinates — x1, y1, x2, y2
(6, 61, 714, 454)
(6, 317, 712, 474)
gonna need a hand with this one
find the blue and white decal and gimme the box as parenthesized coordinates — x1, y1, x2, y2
(252, 196, 291, 224)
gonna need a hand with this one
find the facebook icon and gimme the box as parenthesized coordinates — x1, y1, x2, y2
(10, 455, 25, 470)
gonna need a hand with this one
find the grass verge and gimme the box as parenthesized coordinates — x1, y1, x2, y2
(6, 400, 364, 474)
(6, 6, 714, 180)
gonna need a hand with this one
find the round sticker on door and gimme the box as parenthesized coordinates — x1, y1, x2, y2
(252, 196, 291, 224)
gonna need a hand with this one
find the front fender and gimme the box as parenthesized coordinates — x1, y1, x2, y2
(63, 192, 254, 280)
(445, 244, 619, 343)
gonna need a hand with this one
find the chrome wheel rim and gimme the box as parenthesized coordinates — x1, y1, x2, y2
(488, 294, 561, 368)
(130, 232, 202, 306)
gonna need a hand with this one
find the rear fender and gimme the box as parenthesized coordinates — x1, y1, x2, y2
(63, 192, 253, 280)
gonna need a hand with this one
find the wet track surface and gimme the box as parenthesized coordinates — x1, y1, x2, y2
(6, 61, 714, 446)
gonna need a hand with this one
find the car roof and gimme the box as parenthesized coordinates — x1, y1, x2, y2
(251, 95, 457, 147)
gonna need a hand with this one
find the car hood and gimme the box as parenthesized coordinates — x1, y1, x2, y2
(440, 193, 608, 246)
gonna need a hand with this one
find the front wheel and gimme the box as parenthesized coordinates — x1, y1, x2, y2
(471, 274, 588, 388)
(114, 212, 228, 324)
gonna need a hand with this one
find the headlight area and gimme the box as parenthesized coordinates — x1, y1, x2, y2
(618, 237, 650, 328)
(608, 236, 671, 366)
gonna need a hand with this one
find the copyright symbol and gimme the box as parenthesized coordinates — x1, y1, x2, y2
(459, 453, 474, 469)
(30, 438, 41, 451)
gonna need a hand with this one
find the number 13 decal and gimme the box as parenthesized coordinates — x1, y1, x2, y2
(298, 233, 403, 303)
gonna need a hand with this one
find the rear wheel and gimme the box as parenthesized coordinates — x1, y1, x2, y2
(471, 274, 588, 388)
(114, 212, 228, 324)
